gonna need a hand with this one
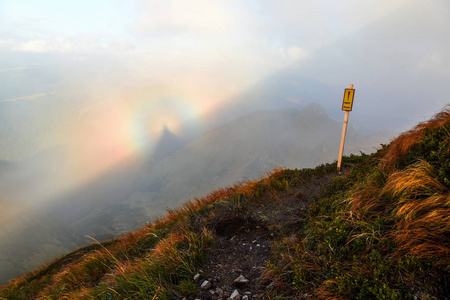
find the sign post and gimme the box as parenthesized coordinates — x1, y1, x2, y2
(337, 84, 355, 172)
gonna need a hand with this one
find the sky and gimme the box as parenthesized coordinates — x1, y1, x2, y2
(0, 0, 449, 182)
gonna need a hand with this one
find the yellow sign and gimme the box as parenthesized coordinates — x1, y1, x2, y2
(342, 88, 355, 111)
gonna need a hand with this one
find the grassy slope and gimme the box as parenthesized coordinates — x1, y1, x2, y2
(1, 108, 449, 299)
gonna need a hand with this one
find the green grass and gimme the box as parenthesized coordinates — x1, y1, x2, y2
(265, 110, 450, 299)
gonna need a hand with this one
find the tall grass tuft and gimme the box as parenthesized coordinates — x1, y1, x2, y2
(382, 160, 450, 259)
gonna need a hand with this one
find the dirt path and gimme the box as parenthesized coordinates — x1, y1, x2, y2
(195, 172, 336, 299)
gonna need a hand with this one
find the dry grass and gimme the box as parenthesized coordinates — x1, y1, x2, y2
(381, 161, 450, 259)
(349, 172, 387, 214)
(315, 281, 348, 300)
(380, 105, 450, 170)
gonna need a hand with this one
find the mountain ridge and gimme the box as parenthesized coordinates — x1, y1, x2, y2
(0, 104, 394, 286)
(1, 106, 448, 299)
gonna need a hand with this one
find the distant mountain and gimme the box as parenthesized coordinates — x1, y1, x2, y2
(205, 73, 341, 130)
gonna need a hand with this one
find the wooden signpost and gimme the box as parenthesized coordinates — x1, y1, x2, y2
(337, 84, 355, 172)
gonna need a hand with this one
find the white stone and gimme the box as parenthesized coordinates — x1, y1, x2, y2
(201, 280, 211, 290)
(233, 274, 249, 286)
(230, 289, 240, 300)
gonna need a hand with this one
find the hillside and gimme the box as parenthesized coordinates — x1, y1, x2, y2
(0, 104, 394, 285)
(46, 104, 390, 241)
(1, 107, 449, 299)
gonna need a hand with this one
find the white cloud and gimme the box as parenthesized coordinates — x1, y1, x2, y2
(0, 91, 56, 102)
(278, 46, 307, 61)
(0, 38, 75, 53)
(0, 66, 30, 72)
(0, 34, 137, 55)
(132, 0, 233, 36)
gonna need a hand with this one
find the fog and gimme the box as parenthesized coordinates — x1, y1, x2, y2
(0, 0, 449, 283)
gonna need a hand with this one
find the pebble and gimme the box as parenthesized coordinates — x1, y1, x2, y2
(233, 274, 249, 286)
(216, 287, 224, 297)
(193, 273, 201, 282)
(201, 280, 211, 290)
(242, 296, 249, 300)
(230, 289, 240, 300)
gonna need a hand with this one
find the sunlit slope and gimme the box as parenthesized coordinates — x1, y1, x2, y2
(1, 107, 448, 299)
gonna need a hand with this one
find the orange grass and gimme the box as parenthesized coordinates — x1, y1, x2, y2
(380, 105, 450, 169)
(381, 161, 450, 259)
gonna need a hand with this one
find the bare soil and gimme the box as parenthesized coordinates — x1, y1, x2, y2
(195, 173, 336, 299)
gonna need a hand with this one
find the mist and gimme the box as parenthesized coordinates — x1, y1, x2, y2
(1, 0, 449, 283)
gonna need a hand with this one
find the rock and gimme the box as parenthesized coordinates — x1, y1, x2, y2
(194, 273, 201, 282)
(233, 274, 249, 286)
(216, 287, 224, 297)
(242, 296, 249, 300)
(230, 289, 240, 300)
(201, 280, 211, 290)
